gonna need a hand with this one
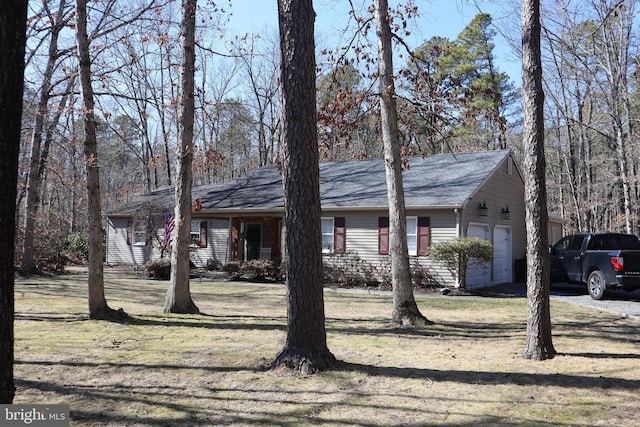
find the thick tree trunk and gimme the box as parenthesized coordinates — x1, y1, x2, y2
(75, 0, 126, 321)
(521, 0, 555, 360)
(21, 0, 67, 274)
(164, 0, 199, 314)
(0, 0, 28, 404)
(374, 0, 428, 327)
(272, 0, 336, 374)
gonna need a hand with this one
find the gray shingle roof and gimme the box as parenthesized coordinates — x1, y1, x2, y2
(106, 149, 513, 216)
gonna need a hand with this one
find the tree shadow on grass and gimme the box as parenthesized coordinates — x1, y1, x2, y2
(561, 351, 640, 359)
(14, 365, 568, 427)
(337, 360, 640, 390)
(120, 312, 288, 332)
(16, 356, 634, 427)
(15, 311, 288, 332)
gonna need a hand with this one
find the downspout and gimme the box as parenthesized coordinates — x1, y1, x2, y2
(454, 208, 461, 288)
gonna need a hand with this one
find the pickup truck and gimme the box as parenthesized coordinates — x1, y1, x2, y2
(550, 233, 640, 300)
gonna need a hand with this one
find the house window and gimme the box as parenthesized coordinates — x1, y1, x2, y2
(378, 216, 430, 256)
(407, 216, 418, 256)
(190, 220, 208, 248)
(132, 219, 147, 246)
(321, 217, 345, 254)
(321, 217, 334, 253)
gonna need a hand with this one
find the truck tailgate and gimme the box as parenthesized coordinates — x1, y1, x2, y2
(621, 252, 640, 275)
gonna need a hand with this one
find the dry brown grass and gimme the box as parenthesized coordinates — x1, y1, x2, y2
(13, 266, 640, 426)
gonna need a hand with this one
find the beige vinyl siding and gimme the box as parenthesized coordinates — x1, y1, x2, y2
(107, 217, 231, 268)
(414, 210, 458, 284)
(338, 212, 383, 263)
(461, 155, 527, 283)
(189, 218, 231, 268)
(106, 217, 152, 265)
(322, 210, 459, 286)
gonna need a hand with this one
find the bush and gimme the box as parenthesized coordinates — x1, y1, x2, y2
(64, 231, 89, 262)
(323, 251, 390, 289)
(410, 261, 441, 288)
(429, 237, 493, 289)
(221, 261, 241, 279)
(222, 260, 282, 281)
(31, 231, 69, 273)
(144, 258, 171, 280)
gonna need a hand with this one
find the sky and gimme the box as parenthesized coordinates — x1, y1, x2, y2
(224, 0, 522, 85)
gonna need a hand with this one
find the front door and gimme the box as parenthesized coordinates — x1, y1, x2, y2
(245, 223, 262, 260)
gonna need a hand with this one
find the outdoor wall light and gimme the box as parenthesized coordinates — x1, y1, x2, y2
(478, 201, 488, 216)
(501, 206, 510, 220)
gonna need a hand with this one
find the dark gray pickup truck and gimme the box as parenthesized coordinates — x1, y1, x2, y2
(550, 233, 640, 300)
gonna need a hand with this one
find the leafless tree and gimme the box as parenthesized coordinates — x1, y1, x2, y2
(75, 0, 126, 320)
(21, 0, 71, 274)
(164, 0, 199, 314)
(374, 0, 428, 327)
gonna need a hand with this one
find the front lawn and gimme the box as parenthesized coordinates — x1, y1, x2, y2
(13, 267, 640, 426)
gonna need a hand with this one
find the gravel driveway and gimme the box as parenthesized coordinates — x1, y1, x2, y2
(550, 282, 640, 320)
(487, 281, 640, 321)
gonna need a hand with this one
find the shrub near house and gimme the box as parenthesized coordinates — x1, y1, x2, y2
(430, 237, 493, 289)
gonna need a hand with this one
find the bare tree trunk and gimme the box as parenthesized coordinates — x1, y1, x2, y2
(21, 0, 68, 274)
(521, 0, 555, 360)
(75, 0, 126, 320)
(597, 0, 635, 234)
(164, 0, 199, 314)
(373, 0, 428, 327)
(271, 0, 336, 374)
(0, 0, 28, 404)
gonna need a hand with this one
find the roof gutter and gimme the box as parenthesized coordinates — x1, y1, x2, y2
(319, 204, 464, 212)
(105, 205, 465, 217)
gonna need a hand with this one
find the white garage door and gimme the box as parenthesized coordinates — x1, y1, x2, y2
(493, 226, 512, 284)
(466, 224, 490, 289)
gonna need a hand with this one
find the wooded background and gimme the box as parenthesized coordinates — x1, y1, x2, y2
(17, 0, 640, 270)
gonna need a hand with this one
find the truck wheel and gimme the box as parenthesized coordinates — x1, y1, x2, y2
(587, 271, 606, 300)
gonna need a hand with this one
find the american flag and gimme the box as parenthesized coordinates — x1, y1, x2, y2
(163, 209, 174, 248)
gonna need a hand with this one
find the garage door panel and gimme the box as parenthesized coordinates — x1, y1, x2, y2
(493, 226, 511, 284)
(466, 224, 490, 289)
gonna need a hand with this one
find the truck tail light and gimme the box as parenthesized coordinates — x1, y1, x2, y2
(611, 256, 624, 272)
